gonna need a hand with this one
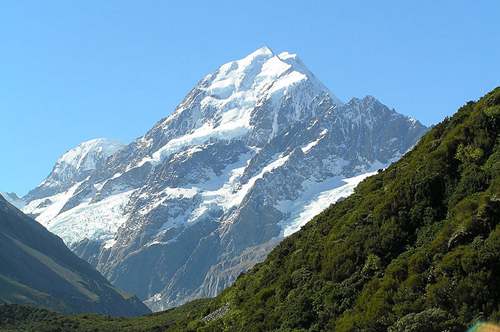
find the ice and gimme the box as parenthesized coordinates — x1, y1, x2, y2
(278, 172, 377, 236)
(301, 129, 328, 153)
(147, 121, 251, 165)
(103, 239, 116, 249)
(44, 189, 135, 245)
(23, 181, 85, 227)
(267, 71, 307, 96)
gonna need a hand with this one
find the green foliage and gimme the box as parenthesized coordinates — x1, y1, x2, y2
(2, 87, 500, 331)
(0, 299, 213, 332)
(456, 144, 484, 164)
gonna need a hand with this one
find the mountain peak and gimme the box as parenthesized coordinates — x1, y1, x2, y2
(348, 95, 379, 104)
(204, 47, 335, 101)
(249, 45, 274, 57)
(146, 48, 343, 164)
(56, 138, 124, 171)
(19, 48, 430, 312)
(24, 138, 125, 201)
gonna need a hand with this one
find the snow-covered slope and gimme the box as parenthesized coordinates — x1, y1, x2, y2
(22, 47, 428, 311)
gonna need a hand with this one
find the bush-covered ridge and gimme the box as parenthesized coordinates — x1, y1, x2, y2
(1, 87, 499, 331)
(204, 87, 500, 331)
(0, 301, 211, 332)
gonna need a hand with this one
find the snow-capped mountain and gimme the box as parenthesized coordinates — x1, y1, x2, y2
(0, 192, 25, 209)
(24, 138, 125, 203)
(23, 138, 125, 225)
(21, 47, 427, 310)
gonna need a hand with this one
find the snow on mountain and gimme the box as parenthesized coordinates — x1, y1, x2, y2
(56, 138, 124, 172)
(23, 181, 84, 226)
(133, 46, 341, 168)
(24, 138, 125, 202)
(0, 192, 25, 209)
(22, 47, 428, 311)
(278, 171, 377, 236)
(47, 189, 135, 245)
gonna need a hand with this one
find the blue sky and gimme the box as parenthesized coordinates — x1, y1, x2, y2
(1, 1, 499, 195)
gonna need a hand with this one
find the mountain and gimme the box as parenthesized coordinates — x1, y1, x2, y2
(0, 195, 150, 316)
(24, 138, 125, 205)
(180, 87, 500, 331)
(0, 192, 25, 209)
(21, 47, 427, 310)
(2, 88, 498, 332)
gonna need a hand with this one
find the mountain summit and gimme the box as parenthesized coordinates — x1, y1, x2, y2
(20, 48, 427, 310)
(127, 46, 342, 169)
(24, 138, 125, 204)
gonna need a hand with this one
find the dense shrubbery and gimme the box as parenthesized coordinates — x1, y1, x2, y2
(1, 88, 499, 331)
(0, 300, 212, 331)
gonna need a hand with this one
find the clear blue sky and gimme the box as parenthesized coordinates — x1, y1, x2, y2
(1, 1, 499, 195)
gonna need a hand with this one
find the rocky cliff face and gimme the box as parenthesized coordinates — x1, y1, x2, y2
(21, 47, 427, 310)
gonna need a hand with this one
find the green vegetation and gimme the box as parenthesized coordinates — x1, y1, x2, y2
(1, 87, 499, 331)
(0, 300, 211, 332)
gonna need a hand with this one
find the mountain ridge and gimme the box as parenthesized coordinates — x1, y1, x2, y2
(16, 47, 427, 310)
(2, 87, 497, 332)
(24, 138, 125, 204)
(0, 194, 150, 316)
